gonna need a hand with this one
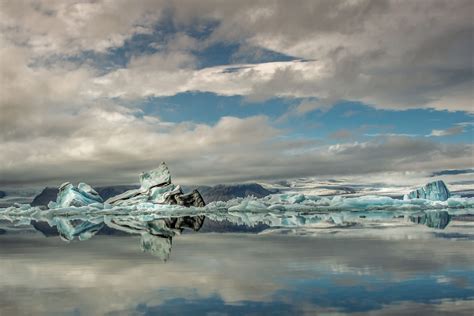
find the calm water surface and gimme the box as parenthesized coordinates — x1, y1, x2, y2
(0, 221, 473, 315)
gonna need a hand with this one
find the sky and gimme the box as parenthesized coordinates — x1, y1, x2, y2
(0, 0, 472, 187)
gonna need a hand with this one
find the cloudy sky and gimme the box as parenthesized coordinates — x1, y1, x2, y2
(0, 0, 472, 187)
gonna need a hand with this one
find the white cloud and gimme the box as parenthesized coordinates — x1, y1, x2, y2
(87, 59, 326, 99)
(428, 126, 465, 137)
(166, 0, 474, 112)
(365, 133, 419, 138)
(0, 0, 165, 56)
(2, 0, 472, 112)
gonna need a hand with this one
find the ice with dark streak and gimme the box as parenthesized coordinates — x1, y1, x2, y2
(105, 162, 178, 205)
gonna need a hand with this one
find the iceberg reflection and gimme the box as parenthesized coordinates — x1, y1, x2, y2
(26, 215, 205, 261)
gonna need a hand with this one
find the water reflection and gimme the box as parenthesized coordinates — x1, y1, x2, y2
(0, 207, 473, 315)
(0, 207, 466, 261)
(29, 215, 205, 261)
(0, 228, 473, 315)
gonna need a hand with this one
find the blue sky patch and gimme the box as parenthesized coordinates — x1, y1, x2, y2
(140, 93, 473, 144)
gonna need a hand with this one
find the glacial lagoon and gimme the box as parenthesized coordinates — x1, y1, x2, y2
(1, 219, 474, 315)
(1, 164, 473, 315)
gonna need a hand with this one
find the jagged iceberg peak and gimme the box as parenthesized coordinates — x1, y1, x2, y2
(106, 162, 173, 204)
(404, 180, 450, 201)
(105, 162, 177, 205)
(106, 162, 205, 207)
(49, 182, 103, 208)
(139, 162, 171, 190)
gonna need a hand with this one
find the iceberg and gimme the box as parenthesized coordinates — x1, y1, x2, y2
(49, 182, 103, 208)
(104, 162, 174, 205)
(404, 180, 450, 201)
(105, 162, 205, 207)
(139, 162, 171, 190)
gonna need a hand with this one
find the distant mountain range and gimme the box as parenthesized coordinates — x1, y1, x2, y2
(30, 183, 273, 207)
(184, 183, 274, 203)
(0, 191, 5, 199)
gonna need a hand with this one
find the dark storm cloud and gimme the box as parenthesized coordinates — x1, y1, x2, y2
(431, 169, 474, 177)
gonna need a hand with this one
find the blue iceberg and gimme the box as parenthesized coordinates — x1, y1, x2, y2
(49, 182, 103, 208)
(404, 180, 450, 201)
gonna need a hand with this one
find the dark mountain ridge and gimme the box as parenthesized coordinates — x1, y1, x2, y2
(183, 183, 274, 203)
